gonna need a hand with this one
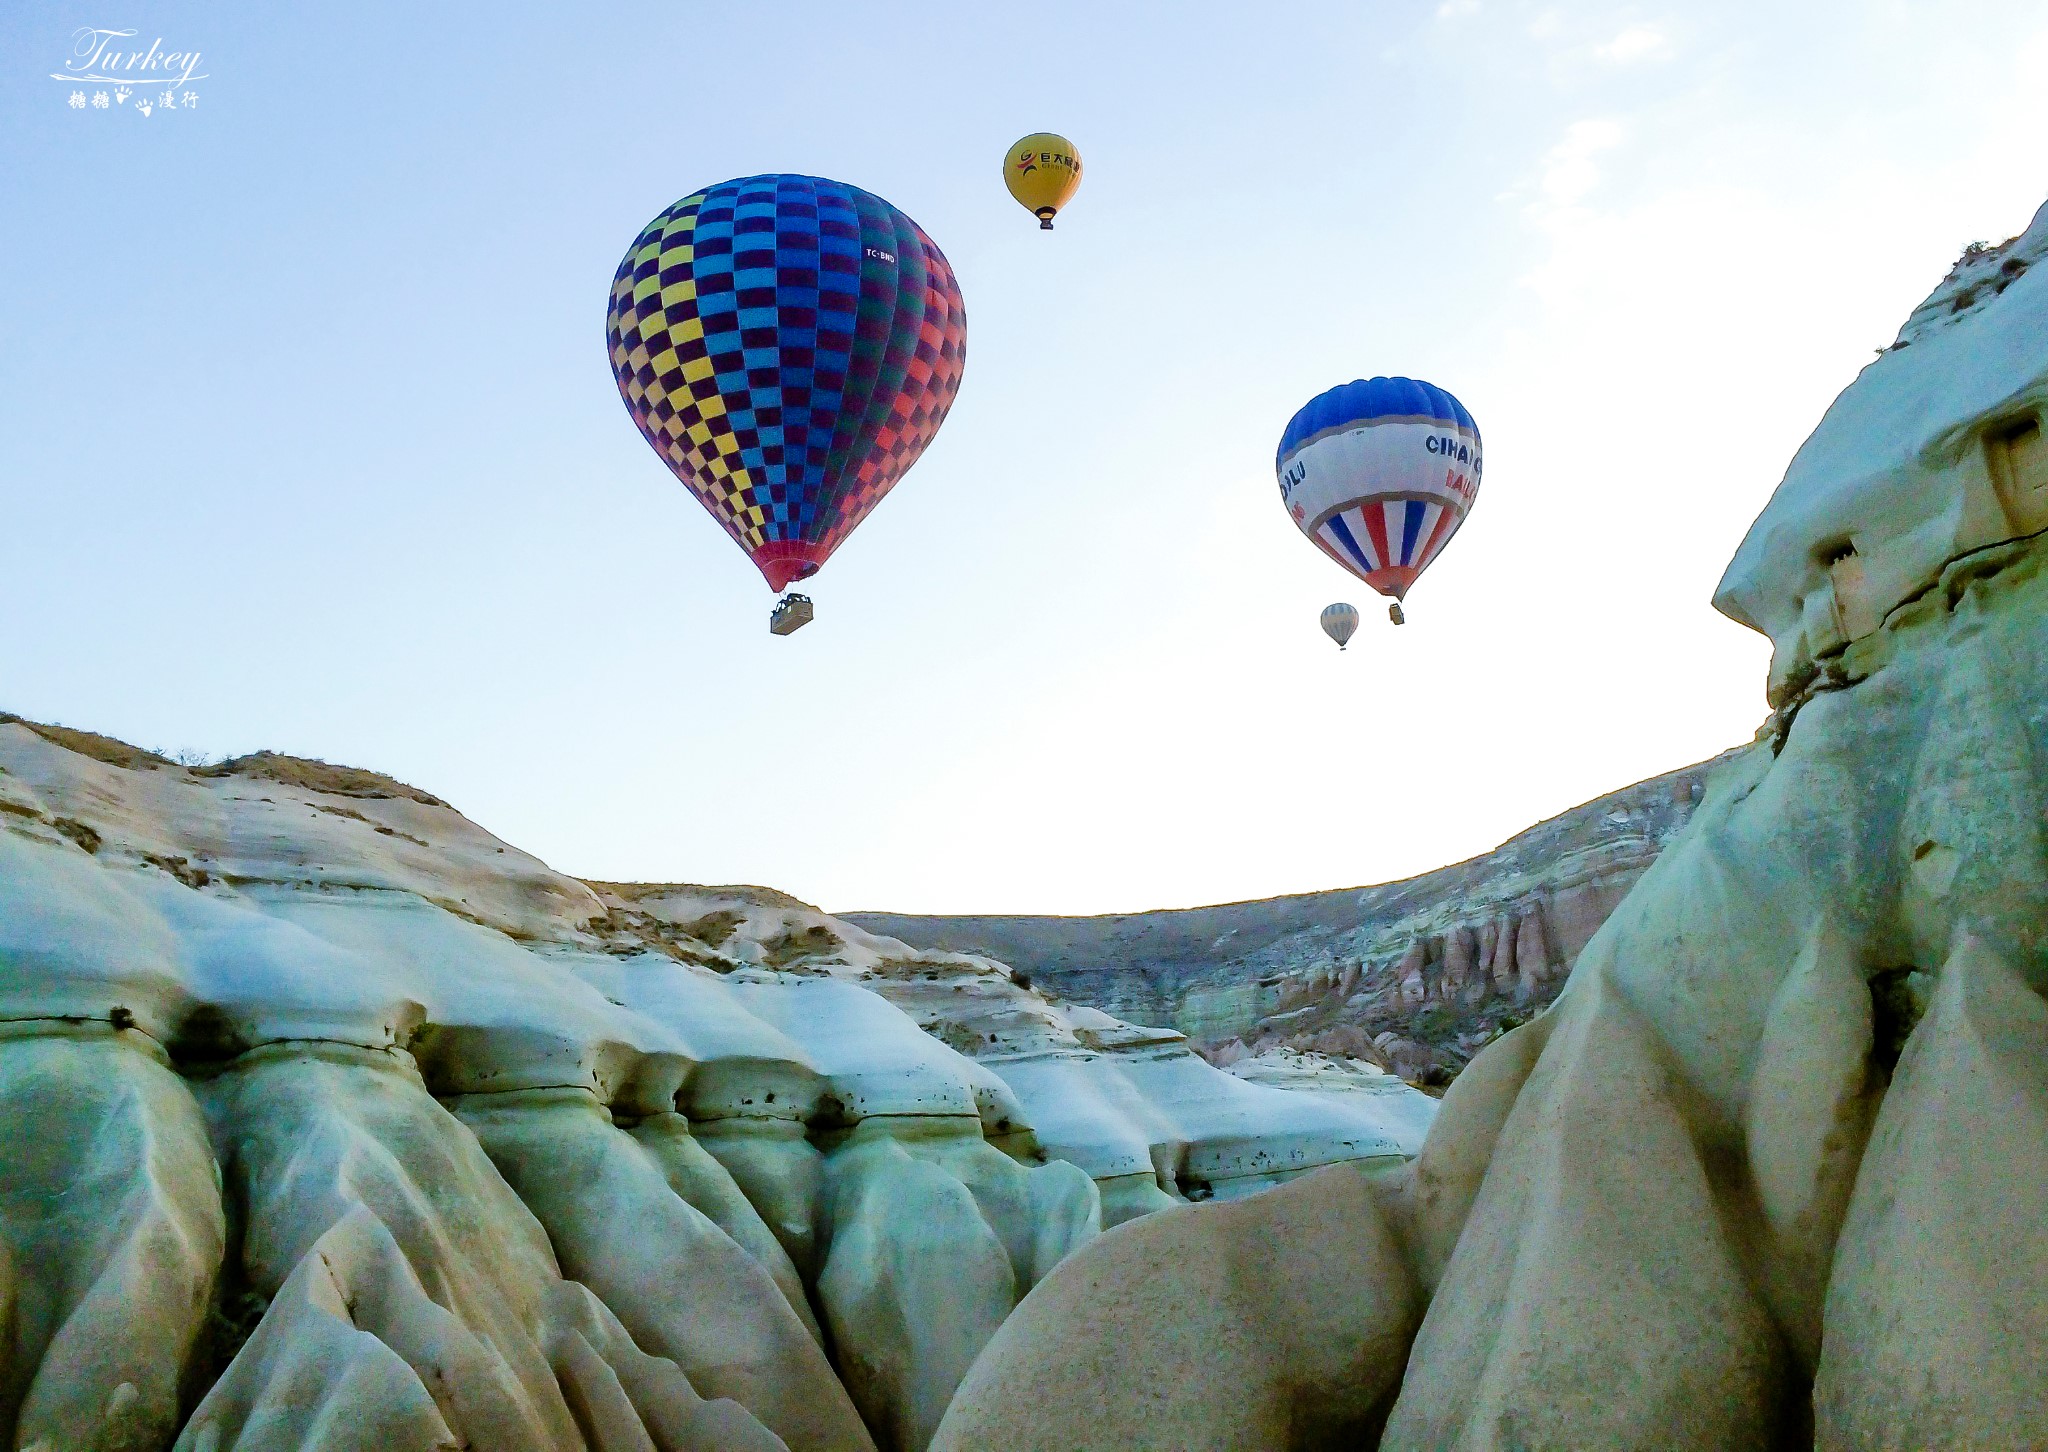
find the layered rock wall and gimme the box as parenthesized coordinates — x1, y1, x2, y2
(853, 755, 1722, 1086)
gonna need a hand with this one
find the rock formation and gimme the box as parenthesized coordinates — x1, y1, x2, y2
(853, 755, 1722, 1088)
(0, 713, 1431, 1451)
(931, 198, 2048, 1448)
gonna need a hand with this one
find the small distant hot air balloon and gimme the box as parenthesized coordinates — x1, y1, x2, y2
(1003, 133, 1082, 229)
(1277, 377, 1481, 626)
(607, 175, 967, 632)
(1321, 602, 1359, 649)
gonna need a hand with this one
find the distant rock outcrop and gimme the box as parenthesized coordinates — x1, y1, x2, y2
(933, 197, 2048, 1450)
(0, 710, 1432, 1451)
(852, 755, 1724, 1089)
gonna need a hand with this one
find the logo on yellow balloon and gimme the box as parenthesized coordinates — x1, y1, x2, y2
(1003, 133, 1082, 229)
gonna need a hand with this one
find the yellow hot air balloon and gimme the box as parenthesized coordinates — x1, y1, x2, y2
(1003, 132, 1082, 229)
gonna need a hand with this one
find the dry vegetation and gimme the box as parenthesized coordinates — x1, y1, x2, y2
(194, 751, 447, 807)
(0, 713, 175, 771)
(593, 881, 817, 913)
(0, 714, 448, 812)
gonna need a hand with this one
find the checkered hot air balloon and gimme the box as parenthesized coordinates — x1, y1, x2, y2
(1277, 378, 1481, 625)
(607, 175, 967, 598)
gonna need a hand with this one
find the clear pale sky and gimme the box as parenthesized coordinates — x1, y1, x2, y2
(4, 2, 2044, 914)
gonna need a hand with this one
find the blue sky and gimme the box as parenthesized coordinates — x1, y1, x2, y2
(4, 2, 2045, 913)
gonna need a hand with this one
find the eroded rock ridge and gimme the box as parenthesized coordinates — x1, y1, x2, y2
(0, 714, 1431, 1451)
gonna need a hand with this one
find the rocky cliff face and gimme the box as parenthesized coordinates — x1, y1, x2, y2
(0, 712, 1431, 1452)
(933, 197, 2048, 1451)
(853, 754, 1725, 1088)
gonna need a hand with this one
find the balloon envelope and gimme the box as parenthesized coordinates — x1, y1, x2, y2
(607, 174, 967, 592)
(1003, 133, 1082, 228)
(1320, 602, 1359, 648)
(1277, 377, 1481, 601)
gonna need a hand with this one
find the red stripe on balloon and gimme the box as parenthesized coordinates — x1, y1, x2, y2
(1362, 504, 1393, 570)
(1416, 502, 1462, 572)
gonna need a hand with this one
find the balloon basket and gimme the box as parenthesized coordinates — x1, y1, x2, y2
(769, 593, 814, 637)
(1388, 603, 1405, 626)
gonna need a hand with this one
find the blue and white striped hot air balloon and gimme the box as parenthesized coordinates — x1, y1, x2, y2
(1277, 377, 1482, 624)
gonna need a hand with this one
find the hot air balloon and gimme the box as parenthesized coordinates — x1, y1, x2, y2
(1320, 602, 1359, 649)
(1276, 377, 1481, 626)
(1003, 133, 1082, 229)
(607, 175, 967, 631)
